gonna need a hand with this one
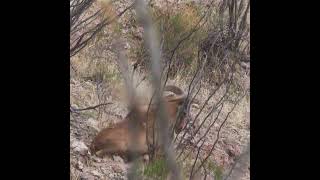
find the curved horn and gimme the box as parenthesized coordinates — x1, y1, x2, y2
(164, 85, 186, 103)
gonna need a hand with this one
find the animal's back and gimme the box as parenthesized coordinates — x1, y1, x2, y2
(90, 118, 148, 157)
(90, 121, 129, 155)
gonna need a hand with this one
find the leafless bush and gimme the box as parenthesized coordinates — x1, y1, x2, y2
(200, 0, 250, 84)
(70, 0, 103, 57)
(70, 0, 134, 57)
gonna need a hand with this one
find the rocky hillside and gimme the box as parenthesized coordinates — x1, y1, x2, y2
(70, 0, 250, 179)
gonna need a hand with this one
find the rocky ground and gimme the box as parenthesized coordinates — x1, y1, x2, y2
(70, 77, 250, 180)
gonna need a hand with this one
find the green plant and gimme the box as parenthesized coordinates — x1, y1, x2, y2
(207, 160, 223, 180)
(143, 157, 169, 180)
(133, 4, 205, 78)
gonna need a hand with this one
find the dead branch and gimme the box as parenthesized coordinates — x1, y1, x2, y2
(189, 138, 206, 179)
(176, 76, 233, 159)
(192, 91, 247, 175)
(170, 50, 206, 138)
(70, 0, 135, 57)
(70, 102, 112, 112)
(174, 63, 235, 147)
(161, 0, 217, 88)
(179, 104, 224, 162)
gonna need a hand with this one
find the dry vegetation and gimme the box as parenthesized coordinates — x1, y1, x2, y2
(70, 0, 250, 179)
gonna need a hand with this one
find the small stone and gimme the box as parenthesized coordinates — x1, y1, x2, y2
(91, 170, 101, 177)
(92, 156, 101, 163)
(71, 140, 89, 155)
(77, 160, 84, 170)
(124, 42, 130, 49)
(71, 104, 78, 109)
(70, 79, 76, 84)
(143, 154, 149, 162)
(100, 166, 110, 174)
(112, 164, 123, 173)
(109, 173, 115, 178)
(87, 118, 100, 132)
(206, 174, 215, 180)
(113, 155, 124, 163)
(80, 172, 95, 180)
(121, 29, 127, 34)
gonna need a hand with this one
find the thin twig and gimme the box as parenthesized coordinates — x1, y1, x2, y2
(70, 102, 112, 112)
(193, 91, 247, 174)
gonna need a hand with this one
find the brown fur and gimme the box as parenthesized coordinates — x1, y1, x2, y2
(90, 107, 149, 159)
(90, 85, 190, 159)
